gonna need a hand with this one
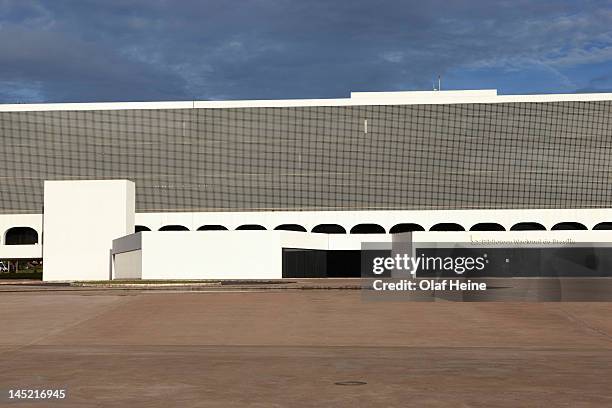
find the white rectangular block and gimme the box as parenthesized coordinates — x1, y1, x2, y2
(139, 231, 282, 280)
(112, 230, 335, 280)
(43, 180, 135, 281)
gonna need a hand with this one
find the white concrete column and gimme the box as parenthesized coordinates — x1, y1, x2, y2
(43, 180, 135, 281)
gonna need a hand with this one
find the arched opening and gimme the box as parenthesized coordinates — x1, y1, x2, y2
(510, 222, 546, 231)
(551, 222, 587, 231)
(274, 224, 307, 232)
(312, 224, 346, 234)
(389, 223, 425, 234)
(197, 225, 228, 231)
(159, 225, 190, 231)
(430, 223, 465, 231)
(236, 224, 266, 230)
(470, 223, 505, 231)
(4, 227, 38, 245)
(135, 225, 150, 233)
(350, 224, 386, 234)
(593, 222, 612, 230)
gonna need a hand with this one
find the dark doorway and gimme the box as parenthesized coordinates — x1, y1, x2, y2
(236, 224, 266, 230)
(312, 224, 346, 234)
(4, 227, 38, 245)
(389, 223, 425, 233)
(274, 224, 307, 232)
(430, 223, 464, 231)
(198, 225, 228, 231)
(551, 222, 587, 231)
(470, 223, 505, 231)
(510, 222, 546, 231)
(350, 224, 385, 234)
(282, 249, 361, 278)
(593, 222, 612, 230)
(159, 225, 190, 231)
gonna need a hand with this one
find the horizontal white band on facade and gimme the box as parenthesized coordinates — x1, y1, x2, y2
(3, 207, 612, 235)
(4, 207, 612, 261)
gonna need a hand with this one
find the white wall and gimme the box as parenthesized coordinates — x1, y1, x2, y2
(114, 250, 142, 280)
(412, 230, 612, 245)
(43, 180, 135, 281)
(327, 234, 390, 250)
(279, 231, 330, 250)
(113, 230, 392, 280)
(118, 230, 381, 280)
(139, 231, 284, 280)
(0, 214, 42, 259)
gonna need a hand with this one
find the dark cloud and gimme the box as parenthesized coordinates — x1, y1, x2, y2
(0, 0, 611, 102)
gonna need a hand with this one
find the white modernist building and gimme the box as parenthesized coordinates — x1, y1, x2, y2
(0, 89, 612, 280)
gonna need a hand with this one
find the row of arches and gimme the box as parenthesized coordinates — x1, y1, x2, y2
(1, 221, 606, 246)
(135, 221, 612, 234)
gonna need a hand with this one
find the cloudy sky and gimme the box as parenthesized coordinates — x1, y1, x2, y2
(1, 0, 611, 102)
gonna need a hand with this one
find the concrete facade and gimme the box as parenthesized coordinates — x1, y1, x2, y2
(0, 89, 611, 280)
(2, 91, 612, 214)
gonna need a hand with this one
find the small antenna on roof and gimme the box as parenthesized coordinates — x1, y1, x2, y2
(433, 75, 442, 91)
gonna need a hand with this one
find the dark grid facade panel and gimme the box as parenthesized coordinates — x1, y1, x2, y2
(0, 101, 611, 213)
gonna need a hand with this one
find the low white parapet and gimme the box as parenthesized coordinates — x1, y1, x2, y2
(112, 230, 395, 280)
(113, 230, 303, 280)
(112, 229, 612, 281)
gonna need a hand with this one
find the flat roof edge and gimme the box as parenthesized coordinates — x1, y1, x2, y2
(2, 90, 612, 112)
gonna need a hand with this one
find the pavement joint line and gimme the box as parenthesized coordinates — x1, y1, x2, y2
(0, 286, 364, 293)
(0, 295, 136, 358)
(4, 345, 612, 351)
(555, 305, 612, 344)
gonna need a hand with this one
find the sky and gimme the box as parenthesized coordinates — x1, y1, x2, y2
(0, 0, 611, 103)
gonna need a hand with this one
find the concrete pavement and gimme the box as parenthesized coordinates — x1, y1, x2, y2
(1, 289, 611, 406)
